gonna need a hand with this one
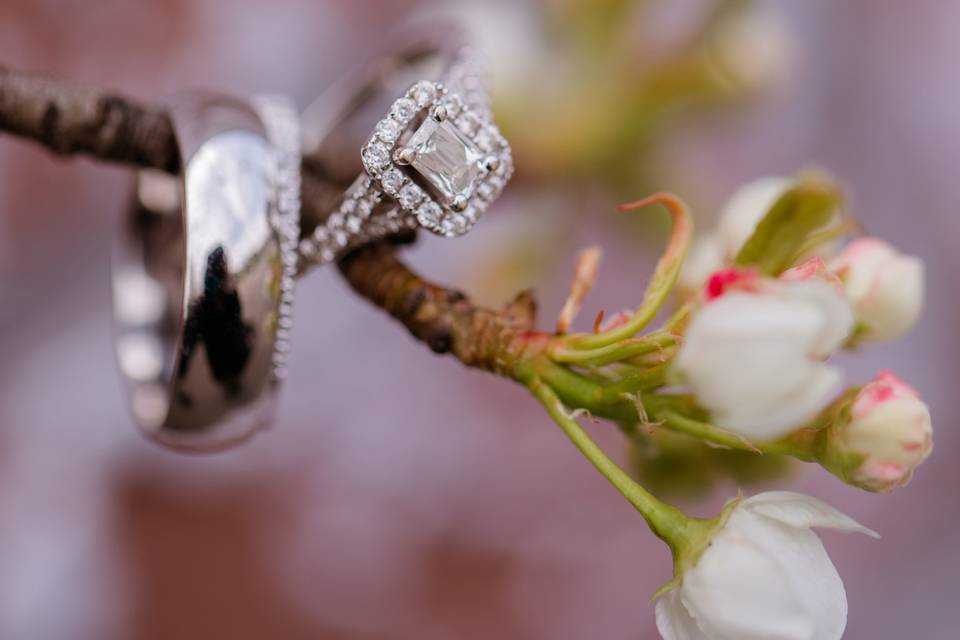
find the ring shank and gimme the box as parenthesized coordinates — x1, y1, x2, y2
(302, 23, 466, 186)
(113, 94, 288, 452)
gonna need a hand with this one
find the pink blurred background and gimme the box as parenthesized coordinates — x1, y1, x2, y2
(0, 1, 956, 638)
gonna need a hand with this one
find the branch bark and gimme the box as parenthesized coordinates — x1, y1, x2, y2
(0, 66, 532, 375)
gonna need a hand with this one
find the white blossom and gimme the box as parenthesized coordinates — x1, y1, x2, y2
(656, 491, 878, 640)
(675, 268, 853, 440)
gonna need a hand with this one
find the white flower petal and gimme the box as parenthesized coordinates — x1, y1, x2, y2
(655, 589, 709, 640)
(677, 294, 822, 405)
(679, 234, 725, 295)
(671, 493, 874, 639)
(830, 238, 925, 342)
(783, 281, 854, 356)
(677, 292, 843, 440)
(714, 362, 841, 440)
(859, 255, 924, 342)
(681, 509, 820, 639)
(733, 509, 849, 640)
(743, 491, 880, 537)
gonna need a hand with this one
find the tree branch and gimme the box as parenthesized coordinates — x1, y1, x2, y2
(0, 67, 179, 172)
(0, 66, 532, 376)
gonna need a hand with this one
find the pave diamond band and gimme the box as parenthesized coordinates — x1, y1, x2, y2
(299, 41, 513, 268)
(253, 95, 302, 383)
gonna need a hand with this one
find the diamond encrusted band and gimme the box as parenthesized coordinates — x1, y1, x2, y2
(299, 46, 513, 268)
(253, 95, 301, 383)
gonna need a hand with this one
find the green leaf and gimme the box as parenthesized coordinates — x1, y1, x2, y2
(734, 171, 843, 275)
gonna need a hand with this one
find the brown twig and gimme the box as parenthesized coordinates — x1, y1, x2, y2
(0, 66, 533, 375)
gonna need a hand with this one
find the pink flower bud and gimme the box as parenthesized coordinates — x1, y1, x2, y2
(840, 371, 933, 492)
(829, 238, 924, 342)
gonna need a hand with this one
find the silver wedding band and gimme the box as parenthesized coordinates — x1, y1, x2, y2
(112, 92, 300, 452)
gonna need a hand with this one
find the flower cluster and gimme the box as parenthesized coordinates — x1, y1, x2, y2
(675, 174, 929, 491)
(517, 172, 931, 639)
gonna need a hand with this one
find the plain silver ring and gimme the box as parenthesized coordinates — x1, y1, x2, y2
(112, 92, 301, 452)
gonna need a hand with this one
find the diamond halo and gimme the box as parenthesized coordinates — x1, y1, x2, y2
(359, 80, 512, 237)
(299, 47, 513, 268)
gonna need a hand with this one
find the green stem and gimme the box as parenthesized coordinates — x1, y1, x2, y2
(549, 331, 675, 365)
(532, 358, 664, 422)
(643, 394, 820, 460)
(520, 365, 691, 548)
(562, 193, 692, 351)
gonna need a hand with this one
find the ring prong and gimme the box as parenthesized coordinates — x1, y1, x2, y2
(431, 105, 447, 122)
(451, 195, 468, 212)
(395, 147, 417, 165)
(483, 156, 501, 173)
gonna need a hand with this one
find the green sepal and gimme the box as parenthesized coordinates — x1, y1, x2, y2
(735, 171, 843, 275)
(652, 494, 743, 601)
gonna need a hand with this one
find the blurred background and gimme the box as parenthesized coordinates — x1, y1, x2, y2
(0, 1, 956, 638)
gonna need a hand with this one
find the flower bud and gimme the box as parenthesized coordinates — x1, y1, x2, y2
(830, 371, 932, 492)
(829, 238, 924, 342)
(656, 491, 877, 640)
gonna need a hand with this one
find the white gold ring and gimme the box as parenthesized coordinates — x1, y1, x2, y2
(112, 92, 301, 452)
(298, 32, 513, 267)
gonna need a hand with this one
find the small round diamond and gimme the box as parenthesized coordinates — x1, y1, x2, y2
(410, 81, 437, 108)
(391, 97, 416, 121)
(381, 168, 405, 195)
(416, 200, 442, 225)
(477, 182, 495, 200)
(312, 227, 329, 243)
(299, 239, 317, 258)
(376, 118, 402, 143)
(440, 214, 466, 236)
(442, 95, 463, 118)
(346, 217, 362, 233)
(456, 113, 480, 136)
(398, 183, 425, 209)
(356, 197, 375, 217)
(474, 128, 494, 152)
(363, 142, 390, 171)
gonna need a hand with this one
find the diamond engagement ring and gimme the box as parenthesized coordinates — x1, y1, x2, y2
(298, 30, 513, 267)
(112, 92, 301, 452)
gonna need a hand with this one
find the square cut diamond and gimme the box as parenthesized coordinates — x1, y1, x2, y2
(407, 118, 484, 202)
